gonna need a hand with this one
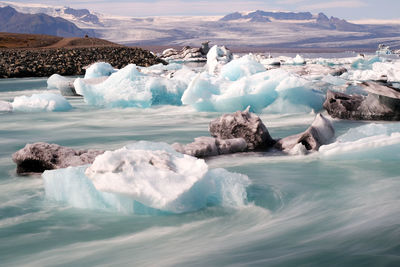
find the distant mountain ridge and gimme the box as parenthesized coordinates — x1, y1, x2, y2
(0, 2, 399, 50)
(0, 6, 92, 37)
(220, 10, 314, 22)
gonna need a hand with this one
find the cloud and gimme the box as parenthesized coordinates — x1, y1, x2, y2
(301, 0, 367, 10)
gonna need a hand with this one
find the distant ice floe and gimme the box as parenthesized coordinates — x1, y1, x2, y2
(344, 61, 400, 82)
(43, 141, 250, 214)
(11, 93, 72, 112)
(320, 123, 400, 160)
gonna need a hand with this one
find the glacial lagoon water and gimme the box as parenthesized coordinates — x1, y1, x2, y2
(1, 71, 400, 266)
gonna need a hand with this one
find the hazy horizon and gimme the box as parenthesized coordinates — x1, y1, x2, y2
(1, 0, 399, 20)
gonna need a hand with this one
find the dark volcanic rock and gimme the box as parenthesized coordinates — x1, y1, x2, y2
(324, 82, 400, 120)
(172, 137, 247, 158)
(12, 142, 104, 174)
(209, 107, 275, 150)
(0, 47, 166, 78)
(275, 113, 335, 152)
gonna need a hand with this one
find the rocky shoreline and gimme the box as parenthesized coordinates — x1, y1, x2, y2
(0, 47, 166, 78)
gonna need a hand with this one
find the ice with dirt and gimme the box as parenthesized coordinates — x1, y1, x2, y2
(11, 93, 72, 112)
(43, 142, 250, 214)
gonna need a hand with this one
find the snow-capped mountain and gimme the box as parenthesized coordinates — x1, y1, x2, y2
(0, 6, 92, 37)
(0, 1, 102, 27)
(1, 1, 400, 50)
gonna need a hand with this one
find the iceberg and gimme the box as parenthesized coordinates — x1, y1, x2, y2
(206, 45, 233, 75)
(182, 67, 325, 113)
(84, 62, 117, 79)
(43, 142, 250, 214)
(74, 64, 193, 108)
(220, 54, 266, 81)
(12, 93, 72, 112)
(47, 74, 78, 96)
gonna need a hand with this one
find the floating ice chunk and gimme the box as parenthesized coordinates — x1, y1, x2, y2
(345, 60, 400, 82)
(321, 74, 346, 86)
(351, 55, 382, 70)
(207, 45, 233, 74)
(12, 93, 72, 112)
(293, 54, 306, 65)
(140, 63, 183, 75)
(43, 143, 250, 214)
(0, 100, 12, 112)
(74, 64, 189, 108)
(320, 123, 400, 160)
(182, 68, 324, 113)
(220, 55, 266, 81)
(84, 62, 116, 79)
(47, 74, 79, 96)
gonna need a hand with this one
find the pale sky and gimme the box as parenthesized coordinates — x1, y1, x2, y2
(5, 0, 400, 20)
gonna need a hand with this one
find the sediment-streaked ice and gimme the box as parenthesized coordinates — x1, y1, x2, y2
(43, 142, 250, 214)
(11, 93, 72, 112)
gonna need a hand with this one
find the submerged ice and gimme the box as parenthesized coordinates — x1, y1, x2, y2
(43, 142, 250, 214)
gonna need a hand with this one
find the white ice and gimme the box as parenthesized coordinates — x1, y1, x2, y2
(84, 62, 117, 79)
(206, 45, 233, 75)
(0, 100, 13, 112)
(182, 66, 325, 113)
(47, 74, 75, 90)
(43, 142, 250, 214)
(320, 123, 400, 160)
(74, 64, 194, 108)
(11, 93, 72, 112)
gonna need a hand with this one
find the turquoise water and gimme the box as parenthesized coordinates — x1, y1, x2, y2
(1, 78, 400, 266)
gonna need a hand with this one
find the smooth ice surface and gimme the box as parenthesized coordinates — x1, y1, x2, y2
(43, 143, 250, 214)
(84, 62, 117, 79)
(11, 93, 72, 112)
(74, 64, 193, 108)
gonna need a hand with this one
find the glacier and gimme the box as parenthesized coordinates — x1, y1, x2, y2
(11, 93, 72, 112)
(43, 142, 250, 214)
